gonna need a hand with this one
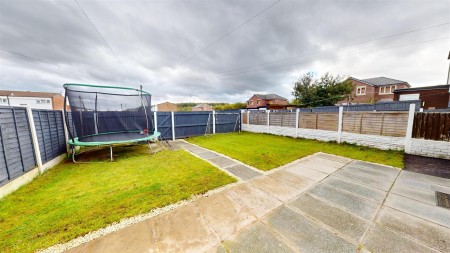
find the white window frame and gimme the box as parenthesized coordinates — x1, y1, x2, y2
(257, 99, 260, 105)
(249, 100, 253, 105)
(356, 86, 366, 95)
(379, 85, 397, 95)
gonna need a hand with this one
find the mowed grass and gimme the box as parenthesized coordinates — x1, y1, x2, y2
(188, 132, 404, 170)
(0, 146, 236, 253)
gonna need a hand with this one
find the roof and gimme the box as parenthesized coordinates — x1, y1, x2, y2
(193, 103, 211, 108)
(253, 94, 288, 101)
(0, 90, 61, 98)
(351, 77, 410, 87)
(394, 84, 450, 93)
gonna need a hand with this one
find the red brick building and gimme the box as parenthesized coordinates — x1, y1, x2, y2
(246, 94, 288, 110)
(394, 84, 450, 109)
(337, 77, 410, 105)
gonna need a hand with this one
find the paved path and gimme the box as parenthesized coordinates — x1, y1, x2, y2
(66, 148, 450, 253)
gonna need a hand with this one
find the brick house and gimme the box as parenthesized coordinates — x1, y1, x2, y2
(337, 77, 410, 105)
(246, 94, 289, 110)
(154, 102, 178, 112)
(0, 90, 65, 110)
(394, 84, 450, 109)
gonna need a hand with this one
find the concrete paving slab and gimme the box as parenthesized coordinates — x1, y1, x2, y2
(391, 183, 437, 205)
(289, 193, 370, 241)
(225, 164, 262, 181)
(304, 156, 347, 169)
(285, 165, 329, 181)
(66, 220, 156, 253)
(308, 184, 380, 220)
(183, 145, 208, 154)
(268, 170, 315, 190)
(384, 193, 450, 228)
(147, 203, 220, 253)
(225, 184, 282, 218)
(322, 176, 387, 203)
(208, 156, 239, 168)
(296, 159, 344, 174)
(223, 222, 295, 253)
(342, 164, 398, 182)
(399, 171, 450, 188)
(333, 169, 393, 191)
(196, 151, 221, 160)
(314, 153, 352, 164)
(350, 160, 400, 176)
(377, 207, 450, 253)
(395, 174, 450, 194)
(266, 206, 357, 253)
(195, 191, 257, 241)
(250, 176, 302, 203)
(362, 225, 439, 253)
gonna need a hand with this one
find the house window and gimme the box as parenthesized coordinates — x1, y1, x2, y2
(249, 100, 253, 105)
(380, 85, 397, 94)
(257, 99, 260, 105)
(356, 86, 366, 95)
(37, 100, 41, 104)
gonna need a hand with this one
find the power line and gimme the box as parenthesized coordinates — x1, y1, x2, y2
(0, 49, 54, 65)
(178, 0, 281, 65)
(218, 22, 450, 75)
(219, 36, 450, 77)
(73, 0, 121, 64)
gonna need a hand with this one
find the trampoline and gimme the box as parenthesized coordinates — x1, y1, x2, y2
(63, 83, 161, 162)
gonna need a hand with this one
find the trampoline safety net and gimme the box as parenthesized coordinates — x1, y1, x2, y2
(64, 83, 155, 145)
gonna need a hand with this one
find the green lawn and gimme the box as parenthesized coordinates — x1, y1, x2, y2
(188, 132, 404, 170)
(0, 146, 236, 253)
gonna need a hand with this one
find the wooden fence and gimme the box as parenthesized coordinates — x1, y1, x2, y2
(244, 111, 409, 137)
(412, 112, 450, 141)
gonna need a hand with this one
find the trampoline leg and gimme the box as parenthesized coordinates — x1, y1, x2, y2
(110, 145, 113, 162)
(72, 147, 78, 163)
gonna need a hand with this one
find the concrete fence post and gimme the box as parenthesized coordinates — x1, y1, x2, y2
(247, 111, 250, 125)
(60, 109, 70, 154)
(404, 103, 416, 153)
(154, 111, 158, 132)
(295, 109, 299, 138)
(171, 111, 175, 141)
(266, 110, 270, 133)
(337, 106, 344, 143)
(212, 111, 216, 134)
(26, 106, 43, 173)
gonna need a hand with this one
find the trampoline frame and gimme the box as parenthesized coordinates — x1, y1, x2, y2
(63, 83, 163, 162)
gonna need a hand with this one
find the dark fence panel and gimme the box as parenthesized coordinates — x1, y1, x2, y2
(412, 112, 450, 141)
(0, 106, 36, 186)
(33, 110, 66, 163)
(304, 100, 421, 112)
(156, 112, 173, 140)
(174, 112, 210, 138)
(215, 112, 240, 133)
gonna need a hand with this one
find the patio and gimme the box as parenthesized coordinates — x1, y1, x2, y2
(64, 141, 450, 253)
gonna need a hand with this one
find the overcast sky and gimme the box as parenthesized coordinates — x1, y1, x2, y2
(0, 0, 449, 104)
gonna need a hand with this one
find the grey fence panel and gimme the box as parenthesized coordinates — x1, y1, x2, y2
(305, 100, 421, 112)
(215, 112, 240, 133)
(0, 106, 36, 186)
(174, 112, 210, 138)
(374, 100, 420, 111)
(33, 110, 66, 163)
(156, 112, 173, 140)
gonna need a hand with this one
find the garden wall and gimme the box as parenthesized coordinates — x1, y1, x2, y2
(243, 106, 450, 158)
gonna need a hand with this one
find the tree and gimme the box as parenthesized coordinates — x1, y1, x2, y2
(292, 72, 352, 107)
(214, 102, 246, 111)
